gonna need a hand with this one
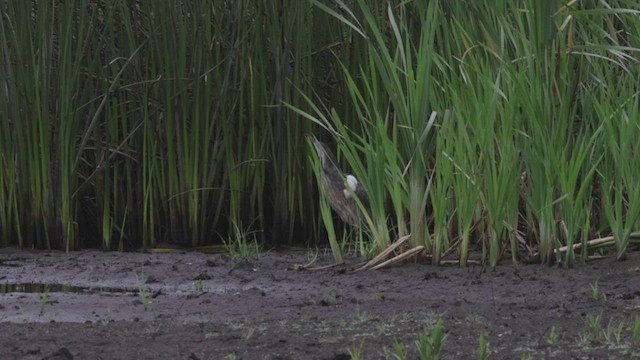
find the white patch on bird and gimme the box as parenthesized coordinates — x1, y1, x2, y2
(343, 175, 358, 198)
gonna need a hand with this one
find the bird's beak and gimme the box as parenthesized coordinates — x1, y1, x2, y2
(306, 134, 327, 167)
(306, 134, 321, 150)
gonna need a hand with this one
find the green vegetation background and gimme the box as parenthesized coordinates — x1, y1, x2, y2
(1, 1, 638, 267)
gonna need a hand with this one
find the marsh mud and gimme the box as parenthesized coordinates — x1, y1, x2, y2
(1, 248, 639, 359)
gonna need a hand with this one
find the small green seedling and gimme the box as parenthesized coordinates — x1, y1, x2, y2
(477, 331, 489, 360)
(590, 281, 599, 301)
(39, 284, 50, 315)
(547, 326, 558, 344)
(587, 313, 601, 338)
(348, 340, 365, 360)
(137, 272, 151, 311)
(632, 315, 640, 341)
(415, 320, 445, 360)
(389, 338, 407, 360)
(194, 279, 204, 292)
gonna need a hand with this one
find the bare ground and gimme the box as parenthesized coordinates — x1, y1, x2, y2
(1, 248, 639, 359)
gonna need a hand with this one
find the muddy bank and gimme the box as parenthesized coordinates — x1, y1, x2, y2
(1, 248, 639, 359)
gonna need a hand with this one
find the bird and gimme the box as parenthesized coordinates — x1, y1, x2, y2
(308, 135, 370, 227)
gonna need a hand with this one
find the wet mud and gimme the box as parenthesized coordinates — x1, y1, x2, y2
(1, 248, 639, 359)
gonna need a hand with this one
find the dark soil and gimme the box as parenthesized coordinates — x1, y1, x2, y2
(1, 248, 639, 359)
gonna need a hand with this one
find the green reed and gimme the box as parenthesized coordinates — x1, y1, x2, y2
(304, 0, 640, 265)
(598, 74, 640, 260)
(0, 0, 639, 267)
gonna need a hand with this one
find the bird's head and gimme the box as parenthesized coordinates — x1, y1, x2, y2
(307, 134, 337, 171)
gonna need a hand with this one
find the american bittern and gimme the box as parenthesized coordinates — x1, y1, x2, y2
(308, 135, 370, 227)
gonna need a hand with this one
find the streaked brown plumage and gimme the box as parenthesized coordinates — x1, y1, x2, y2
(308, 135, 370, 226)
